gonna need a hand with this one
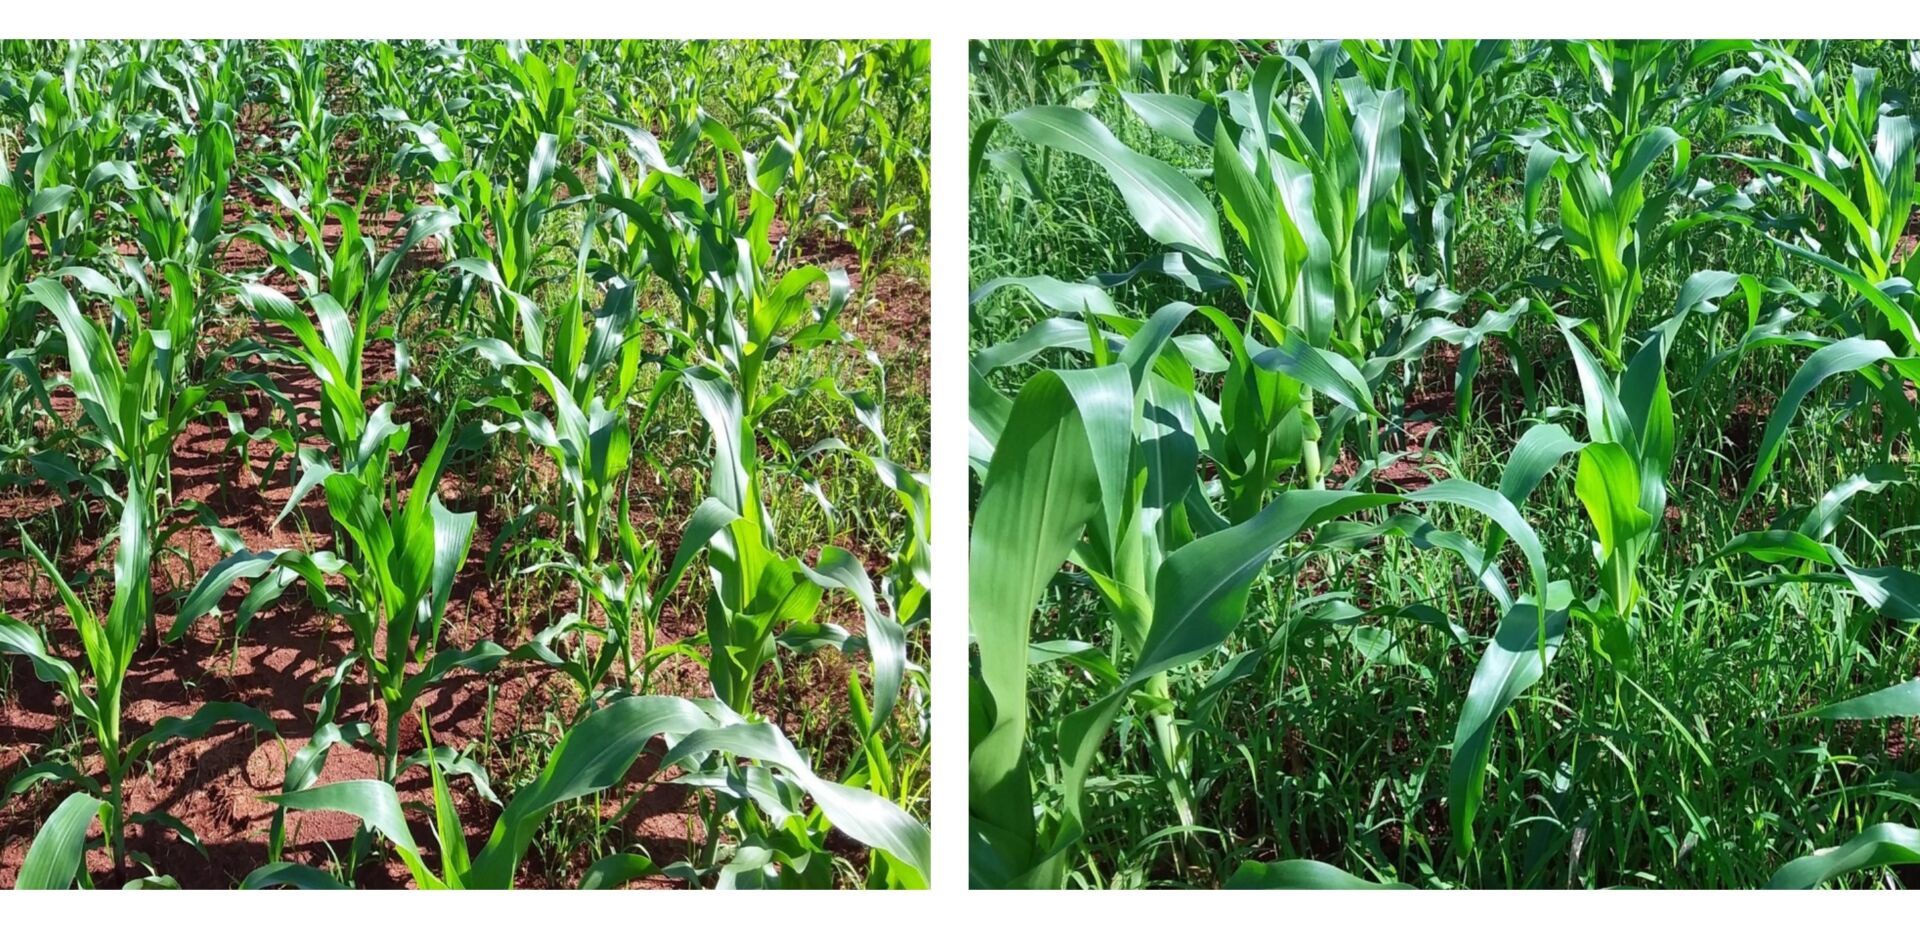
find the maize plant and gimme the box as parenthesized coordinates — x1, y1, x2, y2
(756, 40, 865, 254)
(1523, 114, 1690, 368)
(487, 42, 580, 164)
(265, 40, 342, 203)
(2, 489, 273, 887)
(580, 116, 897, 716)
(968, 294, 1553, 886)
(231, 202, 456, 520)
(172, 419, 495, 781)
(122, 108, 236, 276)
(20, 274, 237, 598)
(986, 43, 1425, 498)
(409, 124, 581, 346)
(1725, 48, 1920, 348)
(462, 275, 648, 693)
(1346, 39, 1521, 285)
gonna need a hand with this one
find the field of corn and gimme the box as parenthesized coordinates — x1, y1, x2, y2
(969, 39, 1920, 889)
(0, 38, 930, 889)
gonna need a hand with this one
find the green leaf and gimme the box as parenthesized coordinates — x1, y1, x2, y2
(323, 473, 400, 613)
(1121, 91, 1216, 147)
(1729, 155, 1879, 258)
(1801, 678, 1920, 720)
(1211, 111, 1297, 319)
(126, 701, 276, 760)
(1225, 859, 1413, 889)
(654, 498, 742, 625)
(1249, 326, 1379, 418)
(967, 369, 1105, 885)
(1742, 337, 1895, 510)
(1002, 105, 1225, 263)
(1713, 530, 1834, 566)
(806, 547, 906, 729)
(1839, 564, 1920, 621)
(580, 853, 659, 890)
(0, 614, 95, 722)
(1052, 489, 1397, 871)
(1408, 478, 1552, 625)
(467, 695, 718, 888)
(16, 791, 104, 889)
(1448, 585, 1572, 856)
(663, 722, 932, 887)
(1800, 465, 1910, 541)
(240, 861, 350, 890)
(1768, 823, 1920, 889)
(968, 275, 1117, 322)
(1575, 443, 1651, 564)
(266, 779, 439, 888)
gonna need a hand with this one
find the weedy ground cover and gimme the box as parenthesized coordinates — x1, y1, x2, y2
(970, 38, 1920, 889)
(0, 38, 929, 890)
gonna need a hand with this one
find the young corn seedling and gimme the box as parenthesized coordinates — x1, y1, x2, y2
(1549, 40, 1758, 146)
(596, 116, 905, 720)
(1559, 40, 1685, 143)
(0, 488, 274, 887)
(463, 276, 655, 694)
(265, 40, 342, 203)
(169, 416, 500, 877)
(1346, 39, 1519, 286)
(827, 108, 922, 301)
(485, 41, 580, 165)
(0, 157, 52, 346)
(988, 45, 1407, 492)
(757, 41, 863, 255)
(813, 47, 929, 299)
(167, 40, 251, 126)
(1095, 45, 1405, 353)
(1554, 307, 1684, 661)
(232, 202, 456, 520)
(0, 69, 127, 268)
(671, 362, 828, 716)
(409, 125, 582, 347)
(1725, 49, 1919, 347)
(798, 355, 933, 804)
(22, 272, 242, 600)
(172, 420, 496, 784)
(237, 182, 456, 324)
(122, 110, 235, 277)
(1524, 109, 1690, 368)
(1247, 47, 1407, 358)
(1443, 275, 1757, 859)
(1724, 284, 1920, 524)
(973, 284, 1388, 821)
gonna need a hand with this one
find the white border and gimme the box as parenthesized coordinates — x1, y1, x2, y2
(930, 18, 968, 897)
(1, 1, 1917, 41)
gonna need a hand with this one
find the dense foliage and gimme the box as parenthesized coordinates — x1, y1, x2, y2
(970, 38, 1920, 889)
